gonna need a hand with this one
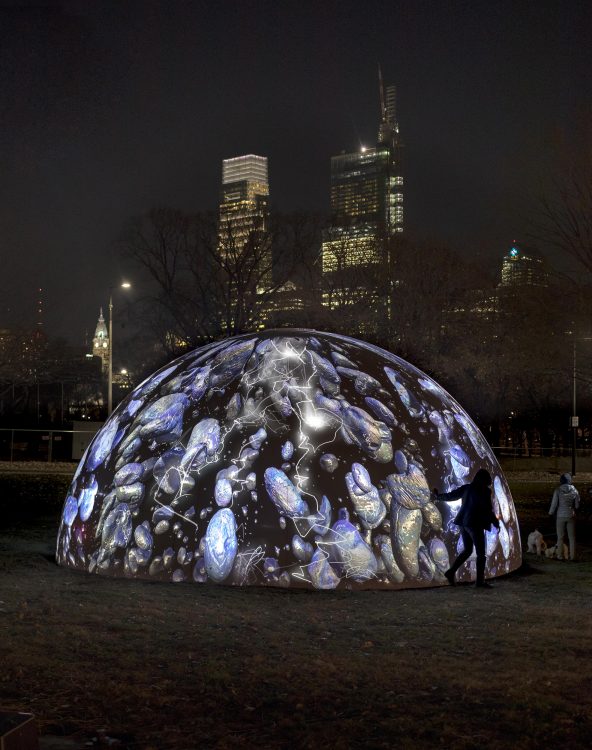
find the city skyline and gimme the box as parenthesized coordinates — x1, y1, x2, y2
(1, 0, 590, 341)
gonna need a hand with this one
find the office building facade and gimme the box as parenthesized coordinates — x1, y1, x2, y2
(219, 154, 269, 257)
(500, 244, 549, 289)
(321, 74, 403, 319)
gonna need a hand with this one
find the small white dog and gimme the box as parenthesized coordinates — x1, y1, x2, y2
(544, 543, 569, 559)
(527, 529, 547, 556)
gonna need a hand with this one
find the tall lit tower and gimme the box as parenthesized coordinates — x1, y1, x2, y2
(218, 154, 269, 257)
(217, 155, 271, 330)
(321, 70, 404, 318)
(500, 243, 549, 289)
(92, 308, 110, 375)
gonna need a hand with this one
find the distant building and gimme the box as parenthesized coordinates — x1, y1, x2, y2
(217, 155, 272, 330)
(499, 244, 549, 289)
(91, 308, 110, 375)
(218, 154, 269, 260)
(321, 71, 403, 320)
(263, 280, 308, 327)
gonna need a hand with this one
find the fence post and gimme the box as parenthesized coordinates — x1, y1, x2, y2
(10, 429, 14, 463)
(48, 431, 53, 463)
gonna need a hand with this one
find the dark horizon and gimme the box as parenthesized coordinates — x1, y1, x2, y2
(1, 0, 591, 342)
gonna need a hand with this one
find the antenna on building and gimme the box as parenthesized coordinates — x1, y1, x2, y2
(36, 287, 43, 330)
(378, 63, 387, 122)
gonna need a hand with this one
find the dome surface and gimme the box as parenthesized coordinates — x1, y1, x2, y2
(56, 330, 521, 589)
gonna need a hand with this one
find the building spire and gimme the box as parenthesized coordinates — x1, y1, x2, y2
(36, 287, 43, 330)
(378, 63, 387, 123)
(377, 65, 398, 145)
(92, 308, 110, 376)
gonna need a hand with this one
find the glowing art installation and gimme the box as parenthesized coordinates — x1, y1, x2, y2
(56, 330, 522, 589)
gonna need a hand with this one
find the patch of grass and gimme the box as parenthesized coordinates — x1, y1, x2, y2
(1, 475, 591, 748)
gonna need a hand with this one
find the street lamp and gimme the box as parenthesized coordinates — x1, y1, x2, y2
(569, 333, 592, 477)
(108, 281, 131, 416)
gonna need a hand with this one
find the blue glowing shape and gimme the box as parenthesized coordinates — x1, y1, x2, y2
(249, 428, 267, 450)
(494, 475, 511, 524)
(214, 478, 233, 507)
(204, 508, 238, 583)
(319, 453, 338, 472)
(264, 468, 309, 518)
(375, 534, 405, 583)
(87, 418, 119, 471)
(291, 534, 314, 562)
(181, 418, 221, 471)
(78, 476, 98, 522)
(364, 396, 397, 427)
(325, 510, 378, 582)
(310, 495, 332, 536)
(186, 365, 210, 401)
(427, 538, 450, 573)
(351, 462, 371, 492)
(114, 462, 143, 487)
(281, 440, 294, 461)
(134, 521, 153, 550)
(308, 549, 341, 589)
(390, 504, 422, 578)
(345, 472, 385, 530)
(340, 405, 392, 462)
(209, 338, 256, 389)
(387, 464, 431, 510)
(63, 495, 78, 527)
(101, 503, 132, 552)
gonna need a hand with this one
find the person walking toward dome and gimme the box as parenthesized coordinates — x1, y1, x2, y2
(434, 469, 499, 588)
(549, 473, 580, 561)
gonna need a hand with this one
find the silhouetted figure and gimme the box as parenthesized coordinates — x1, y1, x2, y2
(435, 469, 499, 588)
(549, 473, 580, 561)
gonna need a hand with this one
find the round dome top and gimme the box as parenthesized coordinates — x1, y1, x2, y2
(56, 330, 521, 589)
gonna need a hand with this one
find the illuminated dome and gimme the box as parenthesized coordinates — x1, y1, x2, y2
(56, 330, 521, 589)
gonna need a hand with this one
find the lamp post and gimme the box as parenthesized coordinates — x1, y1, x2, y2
(570, 334, 592, 477)
(572, 337, 577, 477)
(108, 282, 131, 416)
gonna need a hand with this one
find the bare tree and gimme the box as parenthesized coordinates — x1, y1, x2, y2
(312, 227, 391, 336)
(386, 238, 483, 359)
(120, 207, 323, 349)
(120, 207, 217, 349)
(535, 164, 592, 275)
(531, 120, 592, 276)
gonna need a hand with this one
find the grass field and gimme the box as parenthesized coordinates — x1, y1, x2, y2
(1, 472, 591, 749)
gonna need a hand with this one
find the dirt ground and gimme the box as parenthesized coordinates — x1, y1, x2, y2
(1, 471, 591, 749)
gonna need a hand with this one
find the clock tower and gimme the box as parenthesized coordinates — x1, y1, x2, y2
(92, 308, 110, 375)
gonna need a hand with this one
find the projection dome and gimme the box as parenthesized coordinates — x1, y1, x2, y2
(56, 330, 521, 589)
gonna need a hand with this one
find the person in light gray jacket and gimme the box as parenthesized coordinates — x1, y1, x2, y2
(549, 473, 580, 561)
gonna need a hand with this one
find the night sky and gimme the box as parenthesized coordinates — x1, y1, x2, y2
(1, 0, 590, 342)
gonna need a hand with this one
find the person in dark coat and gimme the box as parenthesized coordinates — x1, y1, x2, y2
(434, 468, 499, 588)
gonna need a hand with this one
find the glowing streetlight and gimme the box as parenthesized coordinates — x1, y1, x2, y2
(108, 282, 131, 416)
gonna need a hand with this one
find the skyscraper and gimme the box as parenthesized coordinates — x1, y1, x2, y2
(500, 243, 549, 289)
(321, 71, 403, 321)
(217, 154, 271, 332)
(218, 154, 269, 256)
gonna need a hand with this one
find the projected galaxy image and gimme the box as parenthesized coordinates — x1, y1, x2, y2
(56, 330, 521, 589)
